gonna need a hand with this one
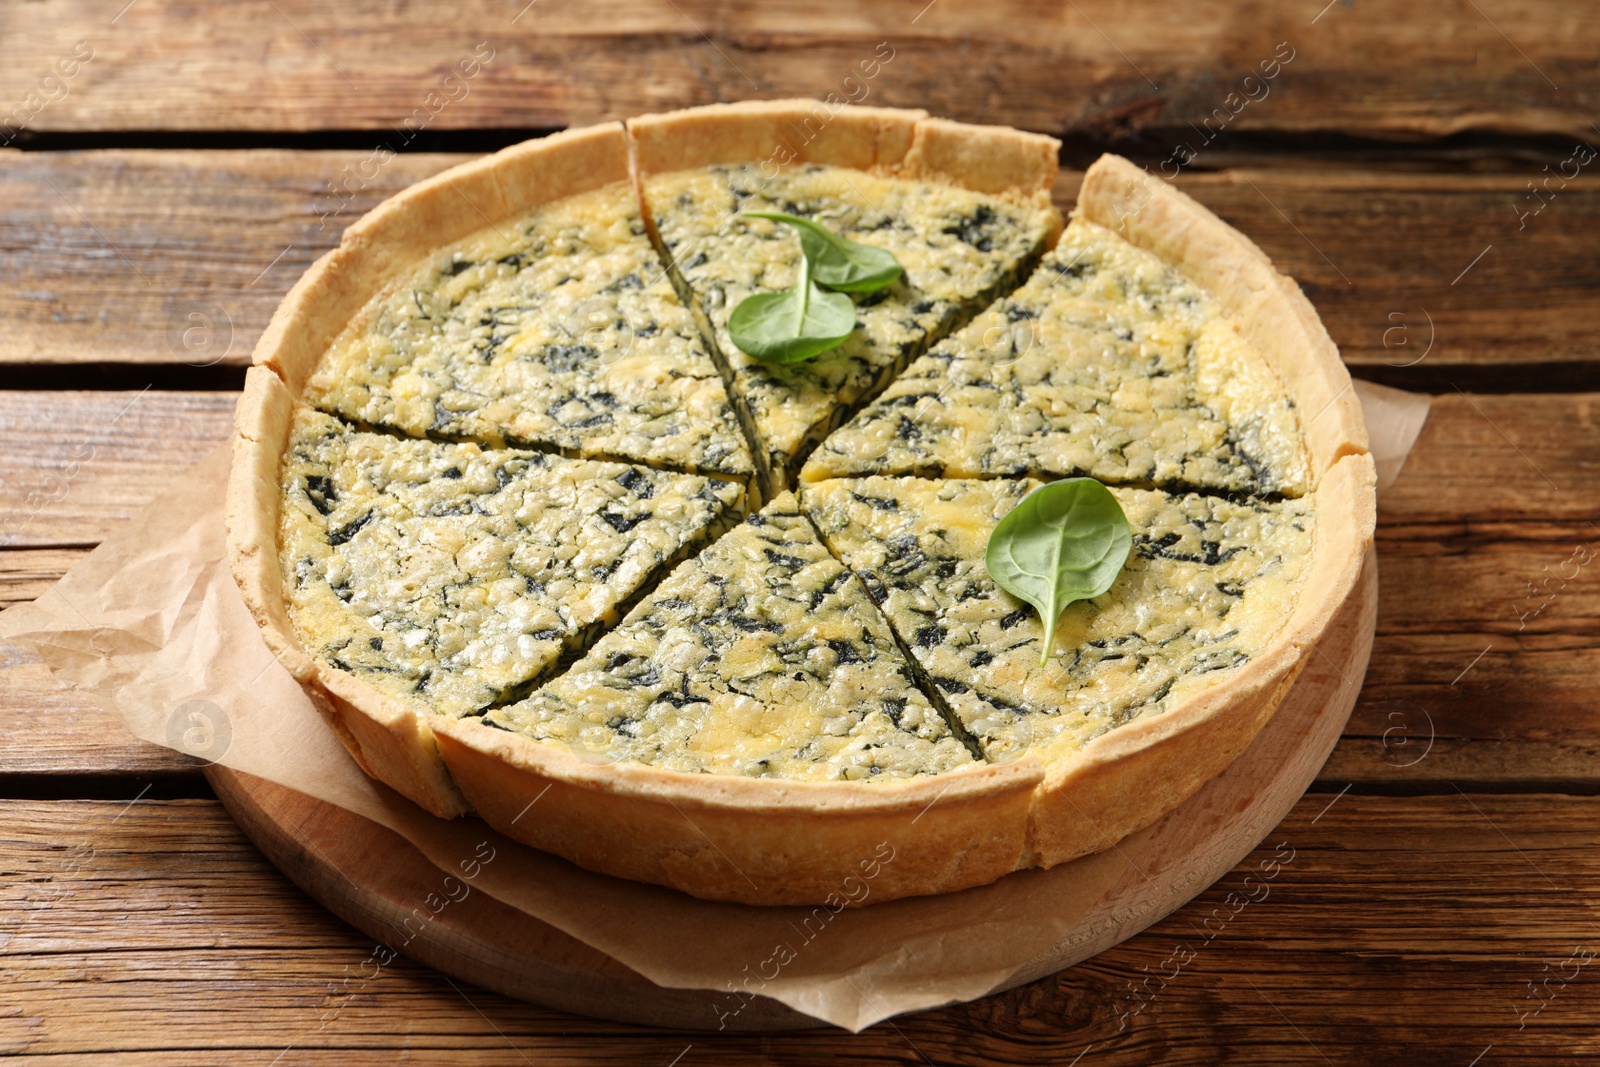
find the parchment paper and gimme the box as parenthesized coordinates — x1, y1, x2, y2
(1352, 379, 1430, 492)
(0, 381, 1427, 1031)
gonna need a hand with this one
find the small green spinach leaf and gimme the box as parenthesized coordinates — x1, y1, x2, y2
(727, 253, 856, 365)
(742, 211, 902, 293)
(985, 478, 1133, 667)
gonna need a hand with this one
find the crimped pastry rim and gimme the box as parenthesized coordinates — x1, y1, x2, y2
(224, 102, 1374, 906)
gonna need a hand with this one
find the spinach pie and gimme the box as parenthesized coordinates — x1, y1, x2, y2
(228, 102, 1373, 906)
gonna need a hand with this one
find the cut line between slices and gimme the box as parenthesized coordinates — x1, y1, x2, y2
(281, 155, 1335, 785)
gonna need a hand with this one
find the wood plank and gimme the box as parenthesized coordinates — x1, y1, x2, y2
(1338, 597, 1600, 790)
(0, 548, 80, 610)
(0, 150, 456, 367)
(0, 641, 193, 780)
(1378, 393, 1600, 524)
(0, 549, 185, 779)
(0, 1, 1590, 142)
(1115, 171, 1600, 375)
(0, 391, 230, 780)
(1323, 738, 1600, 791)
(7, 394, 1569, 552)
(6, 150, 1597, 375)
(1327, 391, 1600, 786)
(0, 390, 235, 547)
(2, 794, 1596, 1061)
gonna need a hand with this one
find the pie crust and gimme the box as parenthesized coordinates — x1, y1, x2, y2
(227, 102, 1375, 906)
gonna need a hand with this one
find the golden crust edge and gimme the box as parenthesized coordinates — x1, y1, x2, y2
(626, 98, 1061, 222)
(1009, 155, 1379, 869)
(224, 120, 1377, 906)
(1076, 153, 1367, 480)
(228, 125, 644, 820)
(225, 367, 314, 685)
(256, 121, 632, 398)
(432, 714, 1045, 906)
(1021, 452, 1377, 868)
(224, 367, 472, 817)
(627, 98, 927, 175)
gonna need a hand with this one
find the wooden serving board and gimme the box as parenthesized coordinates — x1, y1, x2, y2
(205, 553, 1376, 1032)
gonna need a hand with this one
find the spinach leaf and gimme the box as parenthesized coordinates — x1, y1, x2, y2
(727, 253, 857, 365)
(985, 478, 1132, 667)
(742, 211, 903, 293)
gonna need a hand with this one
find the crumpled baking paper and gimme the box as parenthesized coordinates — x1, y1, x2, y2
(0, 382, 1424, 1031)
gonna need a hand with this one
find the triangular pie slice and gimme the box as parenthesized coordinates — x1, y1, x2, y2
(632, 102, 1061, 494)
(481, 491, 978, 781)
(803, 476, 1315, 762)
(801, 217, 1312, 497)
(302, 173, 753, 480)
(279, 406, 744, 719)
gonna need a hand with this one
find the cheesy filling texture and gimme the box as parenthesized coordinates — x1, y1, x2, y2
(279, 407, 743, 719)
(277, 158, 1322, 784)
(645, 163, 1057, 490)
(484, 494, 978, 780)
(801, 219, 1311, 497)
(804, 476, 1313, 763)
(303, 180, 753, 479)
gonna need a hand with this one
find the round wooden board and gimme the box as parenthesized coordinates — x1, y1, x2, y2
(206, 553, 1376, 1032)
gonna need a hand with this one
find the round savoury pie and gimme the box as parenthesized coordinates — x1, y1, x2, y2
(227, 101, 1375, 907)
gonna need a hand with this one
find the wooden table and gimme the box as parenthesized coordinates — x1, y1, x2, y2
(3, 2, 1597, 1062)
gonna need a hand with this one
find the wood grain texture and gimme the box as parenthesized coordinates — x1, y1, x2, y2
(0, 1, 1589, 141)
(0, 2, 1589, 1055)
(0, 640, 195, 780)
(2, 794, 1596, 1062)
(0, 390, 235, 547)
(1090, 170, 1600, 374)
(1342, 392, 1600, 789)
(4, 152, 1598, 374)
(0, 149, 456, 366)
(1379, 393, 1600, 524)
(0, 548, 80, 609)
(0, 391, 233, 780)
